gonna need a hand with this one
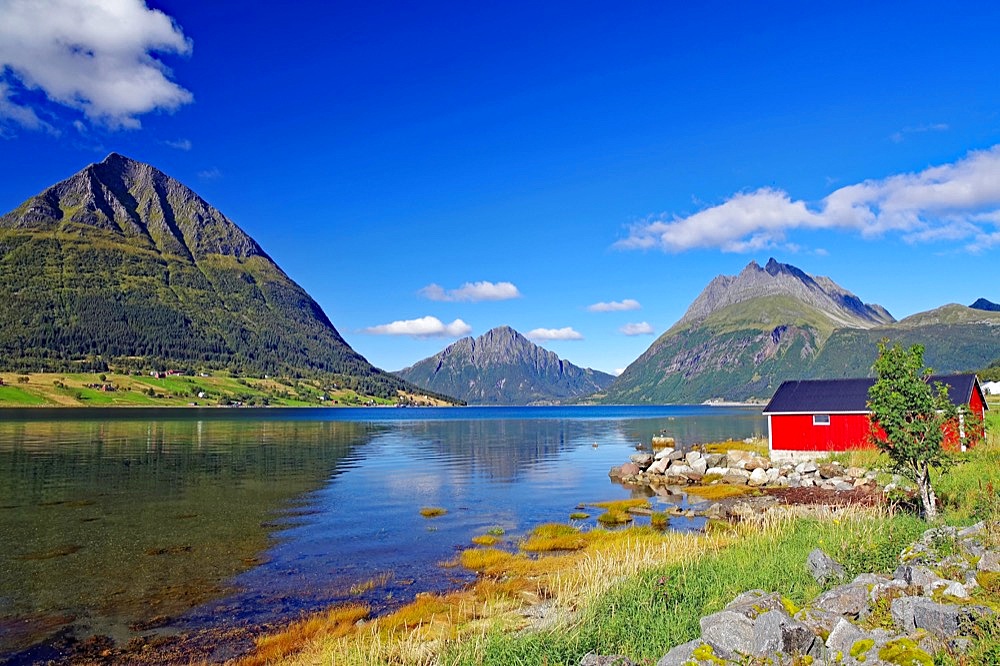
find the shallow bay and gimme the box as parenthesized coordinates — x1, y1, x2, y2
(0, 405, 765, 662)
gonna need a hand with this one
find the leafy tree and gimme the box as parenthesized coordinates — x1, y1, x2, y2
(867, 341, 966, 520)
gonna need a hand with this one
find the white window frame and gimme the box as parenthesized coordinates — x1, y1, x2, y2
(813, 414, 831, 426)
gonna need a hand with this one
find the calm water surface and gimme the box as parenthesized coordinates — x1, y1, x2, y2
(0, 405, 765, 661)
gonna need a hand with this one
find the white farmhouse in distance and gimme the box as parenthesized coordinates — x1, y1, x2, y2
(983, 380, 1000, 396)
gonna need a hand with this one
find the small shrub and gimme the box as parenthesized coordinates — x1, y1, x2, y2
(650, 512, 670, 530)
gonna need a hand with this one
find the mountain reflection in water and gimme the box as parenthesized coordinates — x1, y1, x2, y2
(0, 405, 765, 662)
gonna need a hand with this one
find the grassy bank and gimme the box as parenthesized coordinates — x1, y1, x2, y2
(232, 417, 1000, 666)
(0, 371, 449, 408)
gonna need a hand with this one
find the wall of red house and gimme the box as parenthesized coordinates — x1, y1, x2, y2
(769, 413, 873, 452)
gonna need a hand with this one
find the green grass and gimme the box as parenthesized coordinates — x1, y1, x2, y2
(0, 385, 48, 405)
(443, 515, 925, 665)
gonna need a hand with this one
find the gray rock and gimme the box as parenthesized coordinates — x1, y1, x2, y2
(751, 609, 818, 659)
(685, 450, 703, 466)
(818, 462, 844, 479)
(629, 453, 654, 468)
(579, 653, 635, 666)
(806, 548, 846, 585)
(654, 447, 674, 460)
(700, 609, 755, 660)
(748, 468, 769, 486)
(656, 639, 703, 666)
(705, 466, 728, 477)
(890, 596, 963, 637)
(943, 581, 970, 599)
(668, 449, 685, 461)
(957, 521, 985, 539)
(978, 550, 1000, 573)
(722, 473, 748, 486)
(647, 458, 669, 475)
(795, 461, 818, 475)
(795, 606, 843, 638)
(725, 590, 786, 618)
(690, 457, 709, 475)
(813, 581, 873, 618)
(705, 453, 726, 468)
(894, 564, 944, 592)
(825, 618, 867, 659)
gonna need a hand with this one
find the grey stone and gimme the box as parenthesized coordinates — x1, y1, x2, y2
(943, 581, 970, 599)
(700, 609, 755, 660)
(656, 639, 703, 666)
(795, 461, 818, 474)
(806, 548, 846, 585)
(818, 462, 844, 479)
(705, 453, 726, 468)
(795, 606, 842, 638)
(894, 564, 944, 592)
(978, 550, 1000, 573)
(722, 473, 748, 486)
(629, 453, 653, 468)
(725, 589, 786, 618)
(890, 596, 962, 637)
(813, 581, 873, 618)
(690, 457, 709, 475)
(825, 618, 867, 658)
(705, 466, 728, 477)
(668, 449, 685, 461)
(958, 521, 985, 539)
(685, 450, 703, 466)
(748, 468, 769, 486)
(654, 447, 674, 460)
(668, 463, 694, 476)
(750, 609, 818, 658)
(579, 653, 635, 666)
(647, 458, 669, 475)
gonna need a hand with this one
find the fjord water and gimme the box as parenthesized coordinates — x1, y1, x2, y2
(0, 406, 765, 660)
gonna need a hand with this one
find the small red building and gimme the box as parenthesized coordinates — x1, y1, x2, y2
(763, 374, 987, 459)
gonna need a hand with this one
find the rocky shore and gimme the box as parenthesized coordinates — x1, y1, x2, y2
(582, 522, 999, 666)
(609, 439, 887, 521)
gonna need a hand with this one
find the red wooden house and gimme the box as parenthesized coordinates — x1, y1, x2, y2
(763, 374, 987, 459)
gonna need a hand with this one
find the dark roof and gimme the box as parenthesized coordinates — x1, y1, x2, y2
(763, 374, 983, 414)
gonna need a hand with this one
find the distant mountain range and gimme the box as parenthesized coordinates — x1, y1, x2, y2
(395, 326, 615, 405)
(971, 298, 1000, 312)
(0, 154, 454, 402)
(594, 258, 1000, 404)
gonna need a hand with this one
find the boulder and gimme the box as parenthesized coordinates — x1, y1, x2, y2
(824, 617, 867, 658)
(613, 462, 641, 478)
(656, 639, 703, 666)
(685, 450, 703, 466)
(891, 596, 960, 636)
(795, 461, 818, 475)
(699, 610, 755, 661)
(894, 564, 944, 593)
(654, 447, 674, 460)
(647, 458, 669, 475)
(750, 610, 819, 659)
(725, 590, 786, 618)
(747, 468, 769, 486)
(806, 548, 846, 585)
(629, 453, 654, 468)
(690, 458, 709, 475)
(705, 453, 726, 468)
(813, 578, 880, 618)
(818, 462, 844, 479)
(978, 550, 1000, 573)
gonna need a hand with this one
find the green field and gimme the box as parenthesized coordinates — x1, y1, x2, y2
(0, 372, 447, 408)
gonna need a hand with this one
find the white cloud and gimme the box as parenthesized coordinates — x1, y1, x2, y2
(419, 280, 522, 302)
(0, 0, 193, 130)
(164, 138, 191, 150)
(613, 368, 626, 376)
(363, 316, 472, 338)
(197, 167, 221, 180)
(890, 123, 949, 143)
(526, 327, 583, 341)
(617, 145, 1000, 254)
(587, 298, 641, 312)
(620, 322, 654, 336)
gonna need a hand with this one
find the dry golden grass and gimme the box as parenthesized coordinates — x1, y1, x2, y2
(703, 437, 768, 456)
(271, 525, 734, 666)
(419, 507, 447, 518)
(520, 523, 587, 552)
(471, 534, 500, 546)
(685, 484, 759, 500)
(233, 603, 369, 666)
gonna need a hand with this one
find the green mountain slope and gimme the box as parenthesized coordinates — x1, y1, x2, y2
(395, 326, 615, 405)
(598, 260, 1000, 405)
(0, 154, 450, 401)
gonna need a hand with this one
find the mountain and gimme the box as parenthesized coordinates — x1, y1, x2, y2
(0, 153, 449, 401)
(598, 259, 1000, 404)
(395, 326, 615, 405)
(971, 298, 1000, 312)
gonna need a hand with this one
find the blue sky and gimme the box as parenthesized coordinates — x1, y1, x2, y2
(1, 1, 999, 375)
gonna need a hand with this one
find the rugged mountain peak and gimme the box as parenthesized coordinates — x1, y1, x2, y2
(396, 326, 614, 405)
(676, 258, 894, 330)
(0, 153, 265, 261)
